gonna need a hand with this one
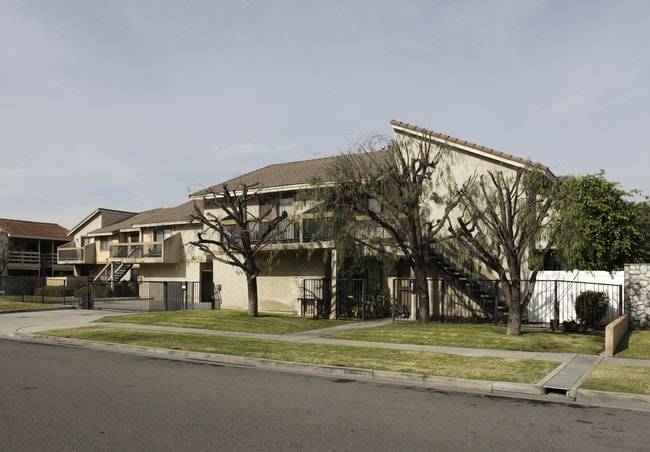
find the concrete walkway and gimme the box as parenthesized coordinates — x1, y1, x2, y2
(2, 309, 650, 411)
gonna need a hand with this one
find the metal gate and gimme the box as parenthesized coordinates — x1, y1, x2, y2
(301, 278, 330, 318)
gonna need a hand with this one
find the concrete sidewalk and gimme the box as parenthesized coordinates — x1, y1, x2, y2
(3, 309, 650, 411)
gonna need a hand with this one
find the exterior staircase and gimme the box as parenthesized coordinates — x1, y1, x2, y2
(94, 261, 134, 283)
(429, 242, 504, 321)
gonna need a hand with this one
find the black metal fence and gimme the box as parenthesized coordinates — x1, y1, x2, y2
(0, 275, 80, 305)
(3, 273, 624, 326)
(301, 278, 330, 318)
(301, 278, 392, 320)
(0, 276, 218, 312)
(391, 277, 623, 328)
(88, 280, 218, 312)
(528, 279, 623, 328)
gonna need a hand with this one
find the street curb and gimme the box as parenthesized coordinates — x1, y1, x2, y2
(8, 331, 649, 411)
(8, 331, 524, 395)
(576, 389, 650, 412)
(0, 306, 77, 314)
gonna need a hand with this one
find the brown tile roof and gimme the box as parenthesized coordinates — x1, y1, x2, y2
(191, 151, 389, 198)
(89, 201, 200, 235)
(191, 120, 553, 199)
(390, 120, 553, 175)
(0, 218, 69, 239)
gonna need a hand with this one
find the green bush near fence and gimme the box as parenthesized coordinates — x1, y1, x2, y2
(73, 285, 112, 299)
(33, 286, 77, 297)
(72, 282, 137, 299)
(575, 291, 609, 328)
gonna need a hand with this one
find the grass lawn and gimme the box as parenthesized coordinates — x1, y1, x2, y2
(35, 310, 650, 395)
(328, 322, 607, 355)
(614, 330, 650, 359)
(0, 300, 69, 311)
(39, 326, 557, 384)
(582, 364, 650, 395)
(579, 330, 650, 395)
(97, 309, 355, 335)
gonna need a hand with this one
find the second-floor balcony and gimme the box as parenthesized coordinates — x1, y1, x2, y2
(109, 233, 183, 264)
(8, 251, 63, 268)
(57, 242, 97, 264)
(221, 217, 333, 248)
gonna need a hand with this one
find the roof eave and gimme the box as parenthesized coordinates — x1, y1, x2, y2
(391, 120, 554, 177)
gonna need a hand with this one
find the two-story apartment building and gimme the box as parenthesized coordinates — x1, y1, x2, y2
(57, 208, 137, 278)
(55, 120, 552, 318)
(57, 202, 213, 298)
(187, 120, 554, 318)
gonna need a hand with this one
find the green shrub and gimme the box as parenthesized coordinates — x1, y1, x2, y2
(33, 286, 75, 297)
(562, 320, 579, 333)
(113, 281, 137, 297)
(575, 291, 609, 327)
(73, 284, 112, 299)
(374, 292, 393, 318)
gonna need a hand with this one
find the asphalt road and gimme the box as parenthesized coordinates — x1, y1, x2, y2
(1, 339, 649, 451)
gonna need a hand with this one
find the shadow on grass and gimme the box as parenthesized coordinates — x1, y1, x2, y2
(614, 330, 632, 354)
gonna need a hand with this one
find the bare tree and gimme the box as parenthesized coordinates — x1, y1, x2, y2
(0, 231, 11, 276)
(310, 135, 461, 323)
(447, 167, 556, 335)
(190, 183, 288, 317)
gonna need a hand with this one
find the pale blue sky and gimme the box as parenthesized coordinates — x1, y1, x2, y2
(1, 0, 649, 229)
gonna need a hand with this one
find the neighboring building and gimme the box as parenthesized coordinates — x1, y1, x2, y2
(57, 208, 137, 278)
(57, 202, 213, 299)
(0, 218, 73, 276)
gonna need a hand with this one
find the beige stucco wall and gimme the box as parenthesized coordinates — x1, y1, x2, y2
(396, 130, 522, 231)
(138, 262, 203, 282)
(395, 129, 536, 281)
(214, 249, 329, 313)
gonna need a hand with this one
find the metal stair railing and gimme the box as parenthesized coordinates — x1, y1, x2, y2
(430, 241, 504, 320)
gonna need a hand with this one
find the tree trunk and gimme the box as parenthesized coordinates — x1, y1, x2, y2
(414, 268, 430, 324)
(505, 282, 523, 335)
(247, 275, 259, 317)
(506, 305, 522, 335)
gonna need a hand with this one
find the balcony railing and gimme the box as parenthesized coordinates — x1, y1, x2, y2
(221, 217, 333, 246)
(9, 251, 41, 266)
(109, 234, 182, 264)
(57, 242, 96, 264)
(111, 242, 160, 259)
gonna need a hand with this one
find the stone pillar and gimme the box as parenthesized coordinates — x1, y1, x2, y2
(625, 264, 650, 329)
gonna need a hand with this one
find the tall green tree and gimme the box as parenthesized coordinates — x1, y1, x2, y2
(630, 200, 650, 263)
(446, 167, 557, 335)
(309, 135, 461, 323)
(555, 171, 645, 272)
